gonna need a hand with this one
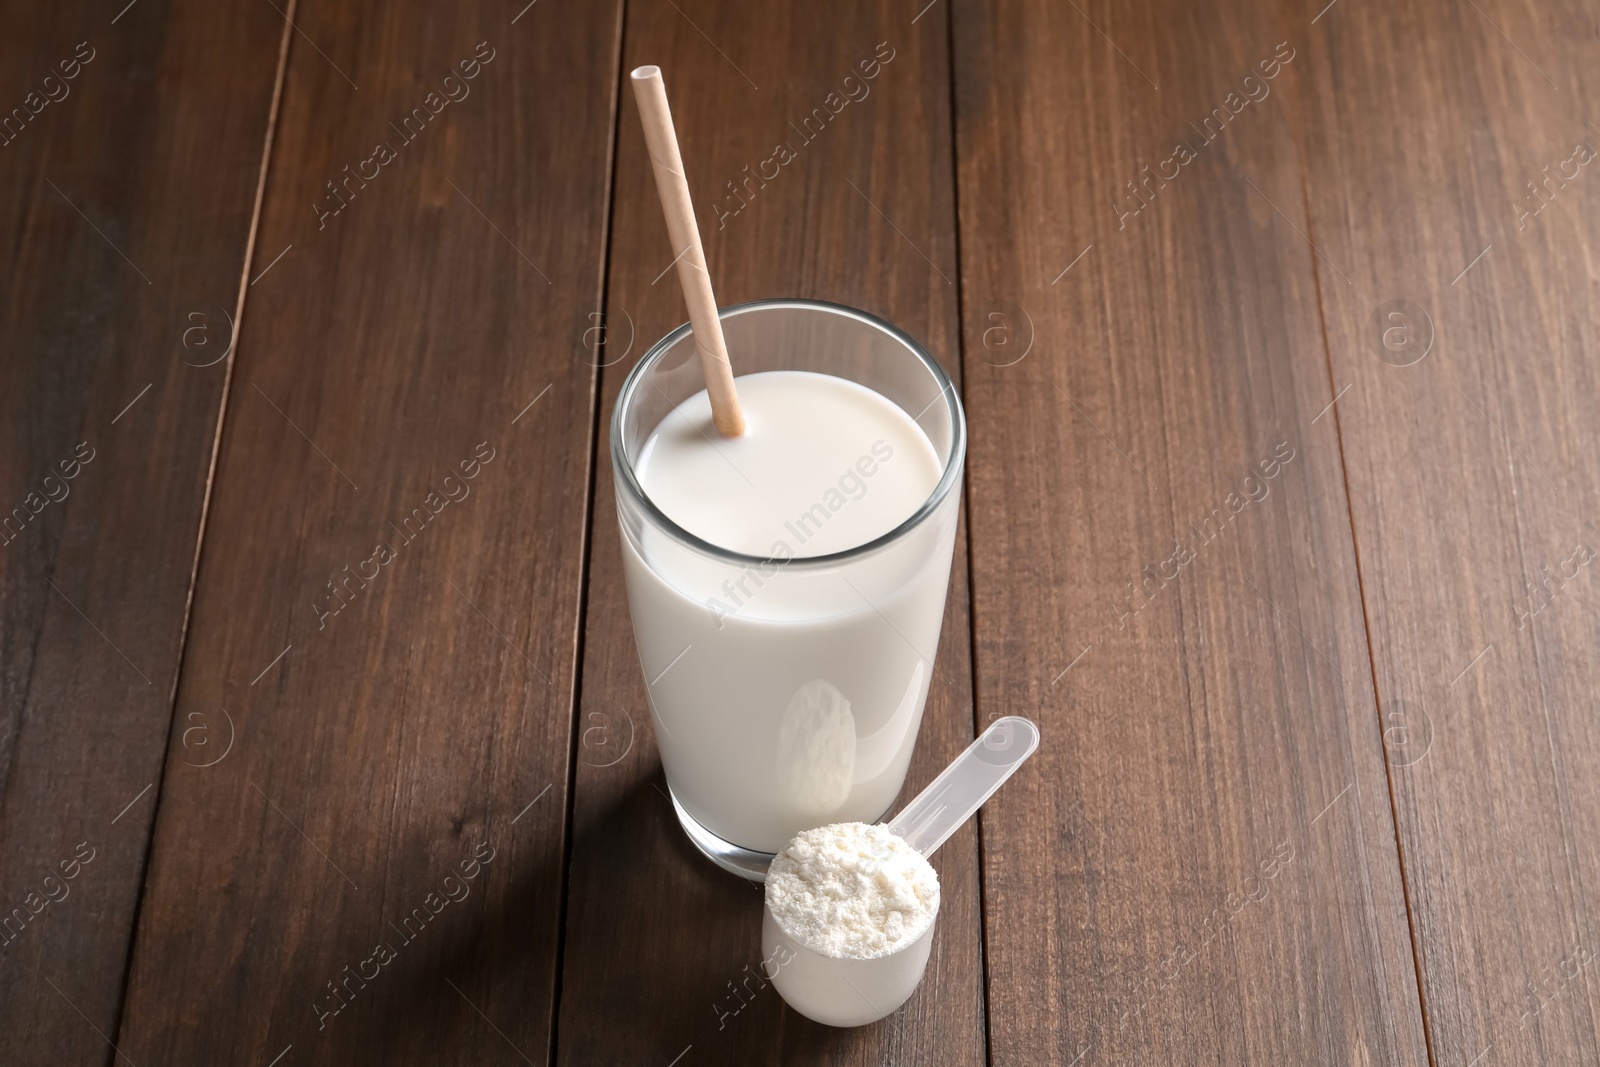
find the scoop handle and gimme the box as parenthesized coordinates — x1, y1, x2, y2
(887, 716, 1040, 857)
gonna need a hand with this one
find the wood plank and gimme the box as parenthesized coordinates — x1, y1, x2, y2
(554, 2, 983, 1063)
(952, 0, 1430, 1061)
(1290, 1, 1600, 1062)
(0, 1, 285, 1059)
(110, 1, 620, 1062)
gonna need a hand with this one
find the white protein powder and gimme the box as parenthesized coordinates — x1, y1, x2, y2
(765, 822, 939, 959)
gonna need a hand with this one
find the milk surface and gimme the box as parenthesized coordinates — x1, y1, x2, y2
(636, 370, 941, 557)
(624, 370, 954, 853)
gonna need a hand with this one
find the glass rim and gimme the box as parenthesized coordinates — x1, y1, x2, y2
(610, 297, 966, 569)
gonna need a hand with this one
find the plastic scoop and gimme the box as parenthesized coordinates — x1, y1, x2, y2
(763, 717, 1040, 1026)
(888, 715, 1040, 858)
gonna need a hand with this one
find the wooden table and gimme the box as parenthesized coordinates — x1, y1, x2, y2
(3, 0, 1596, 1063)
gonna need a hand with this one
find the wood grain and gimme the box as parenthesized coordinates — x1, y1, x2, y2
(0, 0, 285, 1059)
(952, 0, 1429, 1061)
(110, 1, 620, 1062)
(9, 0, 1599, 1061)
(1289, 0, 1600, 1062)
(553, 1, 983, 1063)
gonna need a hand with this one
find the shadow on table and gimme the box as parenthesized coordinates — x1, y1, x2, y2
(549, 769, 913, 1065)
(311, 769, 903, 1064)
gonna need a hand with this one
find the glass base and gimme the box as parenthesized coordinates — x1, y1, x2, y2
(667, 788, 902, 882)
(668, 788, 776, 882)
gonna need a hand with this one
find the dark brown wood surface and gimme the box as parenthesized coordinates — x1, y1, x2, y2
(554, 2, 982, 1064)
(1290, 0, 1600, 1063)
(107, 0, 621, 1063)
(0, 0, 287, 1059)
(3, 0, 1599, 1063)
(952, 0, 1427, 1062)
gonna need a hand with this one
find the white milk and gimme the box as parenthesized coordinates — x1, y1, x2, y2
(621, 370, 955, 853)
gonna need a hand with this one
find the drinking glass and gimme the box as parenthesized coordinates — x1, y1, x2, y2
(611, 299, 965, 879)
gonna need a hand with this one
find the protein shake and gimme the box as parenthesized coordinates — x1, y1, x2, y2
(618, 359, 961, 859)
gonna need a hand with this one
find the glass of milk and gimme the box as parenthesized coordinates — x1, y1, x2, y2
(612, 299, 965, 879)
